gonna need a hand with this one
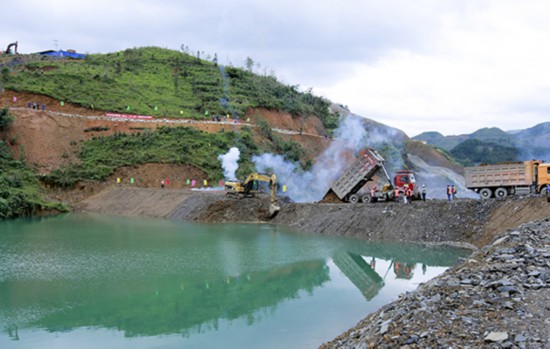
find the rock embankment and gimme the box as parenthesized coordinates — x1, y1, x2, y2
(321, 218, 550, 349)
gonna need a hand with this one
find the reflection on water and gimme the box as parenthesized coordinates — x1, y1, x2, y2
(0, 213, 471, 348)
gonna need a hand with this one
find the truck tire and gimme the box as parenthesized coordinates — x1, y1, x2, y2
(495, 187, 508, 198)
(479, 188, 492, 199)
(349, 194, 359, 204)
(361, 194, 371, 203)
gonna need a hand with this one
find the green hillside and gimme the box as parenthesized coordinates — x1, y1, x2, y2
(0, 47, 341, 219)
(0, 46, 337, 129)
(413, 124, 550, 165)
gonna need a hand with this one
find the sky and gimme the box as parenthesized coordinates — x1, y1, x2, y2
(2, 0, 549, 137)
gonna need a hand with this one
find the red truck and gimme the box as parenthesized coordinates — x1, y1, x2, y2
(324, 148, 419, 203)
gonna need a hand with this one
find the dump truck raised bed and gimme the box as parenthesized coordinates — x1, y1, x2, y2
(324, 148, 393, 203)
(465, 160, 550, 199)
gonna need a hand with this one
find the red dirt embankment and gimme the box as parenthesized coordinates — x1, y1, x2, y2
(0, 91, 331, 174)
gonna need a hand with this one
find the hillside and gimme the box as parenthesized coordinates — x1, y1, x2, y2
(414, 123, 550, 165)
(0, 46, 468, 217)
(0, 47, 337, 129)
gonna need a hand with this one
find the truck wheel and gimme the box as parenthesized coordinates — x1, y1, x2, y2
(479, 188, 492, 199)
(361, 194, 371, 203)
(349, 194, 359, 204)
(495, 187, 508, 198)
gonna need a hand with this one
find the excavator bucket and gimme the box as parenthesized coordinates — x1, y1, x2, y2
(269, 203, 280, 218)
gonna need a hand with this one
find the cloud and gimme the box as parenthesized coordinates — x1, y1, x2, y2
(316, 1, 550, 136)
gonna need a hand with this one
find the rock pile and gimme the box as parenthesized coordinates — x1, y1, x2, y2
(321, 218, 550, 348)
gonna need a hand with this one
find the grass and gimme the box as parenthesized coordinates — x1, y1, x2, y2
(1, 47, 338, 130)
(43, 126, 261, 187)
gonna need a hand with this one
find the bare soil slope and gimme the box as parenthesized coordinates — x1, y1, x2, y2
(1, 91, 330, 173)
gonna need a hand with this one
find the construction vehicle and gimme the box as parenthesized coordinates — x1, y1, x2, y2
(4, 41, 18, 55)
(393, 170, 420, 194)
(465, 160, 550, 199)
(224, 173, 280, 216)
(323, 148, 420, 203)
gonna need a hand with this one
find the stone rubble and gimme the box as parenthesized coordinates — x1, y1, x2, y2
(321, 218, 550, 349)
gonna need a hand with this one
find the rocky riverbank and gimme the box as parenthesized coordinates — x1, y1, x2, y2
(321, 218, 550, 348)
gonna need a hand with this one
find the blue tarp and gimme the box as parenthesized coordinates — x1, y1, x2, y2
(37, 50, 85, 59)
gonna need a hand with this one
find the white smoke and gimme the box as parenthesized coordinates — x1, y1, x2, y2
(254, 114, 369, 202)
(408, 154, 479, 199)
(218, 147, 241, 180)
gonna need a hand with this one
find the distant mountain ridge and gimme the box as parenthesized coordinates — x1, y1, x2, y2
(413, 122, 550, 164)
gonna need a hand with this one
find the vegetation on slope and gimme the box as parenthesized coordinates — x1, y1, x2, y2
(0, 109, 66, 218)
(450, 139, 519, 167)
(0, 46, 338, 130)
(43, 125, 306, 188)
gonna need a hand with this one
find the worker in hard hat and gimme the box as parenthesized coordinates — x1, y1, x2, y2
(370, 186, 378, 203)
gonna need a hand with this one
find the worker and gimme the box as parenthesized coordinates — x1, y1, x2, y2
(161, 179, 165, 188)
(405, 185, 413, 204)
(403, 185, 409, 204)
(447, 185, 452, 201)
(421, 184, 427, 201)
(547, 184, 550, 203)
(370, 186, 377, 203)
(452, 185, 457, 199)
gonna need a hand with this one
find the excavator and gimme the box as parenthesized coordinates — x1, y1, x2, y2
(224, 173, 280, 217)
(5, 41, 18, 55)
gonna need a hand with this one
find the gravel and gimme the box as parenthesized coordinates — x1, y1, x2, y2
(320, 218, 550, 349)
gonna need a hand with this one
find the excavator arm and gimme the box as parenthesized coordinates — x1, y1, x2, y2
(224, 172, 280, 218)
(5, 41, 18, 54)
(242, 173, 277, 203)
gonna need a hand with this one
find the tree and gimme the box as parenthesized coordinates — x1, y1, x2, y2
(0, 109, 13, 133)
(245, 57, 254, 72)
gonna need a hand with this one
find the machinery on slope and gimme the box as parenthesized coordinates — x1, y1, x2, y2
(4, 41, 18, 55)
(224, 173, 280, 216)
(464, 160, 550, 199)
(324, 148, 420, 203)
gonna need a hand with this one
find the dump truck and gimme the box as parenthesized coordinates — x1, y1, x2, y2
(323, 148, 419, 203)
(464, 160, 550, 199)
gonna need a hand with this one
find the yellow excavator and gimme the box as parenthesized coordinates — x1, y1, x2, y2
(224, 173, 280, 217)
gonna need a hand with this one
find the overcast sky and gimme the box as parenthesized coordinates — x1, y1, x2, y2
(2, 0, 549, 137)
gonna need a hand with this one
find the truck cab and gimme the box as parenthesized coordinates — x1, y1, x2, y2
(537, 163, 550, 193)
(393, 170, 417, 191)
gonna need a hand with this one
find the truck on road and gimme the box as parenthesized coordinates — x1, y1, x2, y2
(324, 148, 419, 203)
(464, 160, 550, 199)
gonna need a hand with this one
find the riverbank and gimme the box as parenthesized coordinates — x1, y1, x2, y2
(80, 187, 550, 248)
(321, 218, 550, 348)
(77, 187, 550, 348)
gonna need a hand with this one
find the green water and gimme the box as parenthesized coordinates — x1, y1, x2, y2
(0, 213, 471, 348)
